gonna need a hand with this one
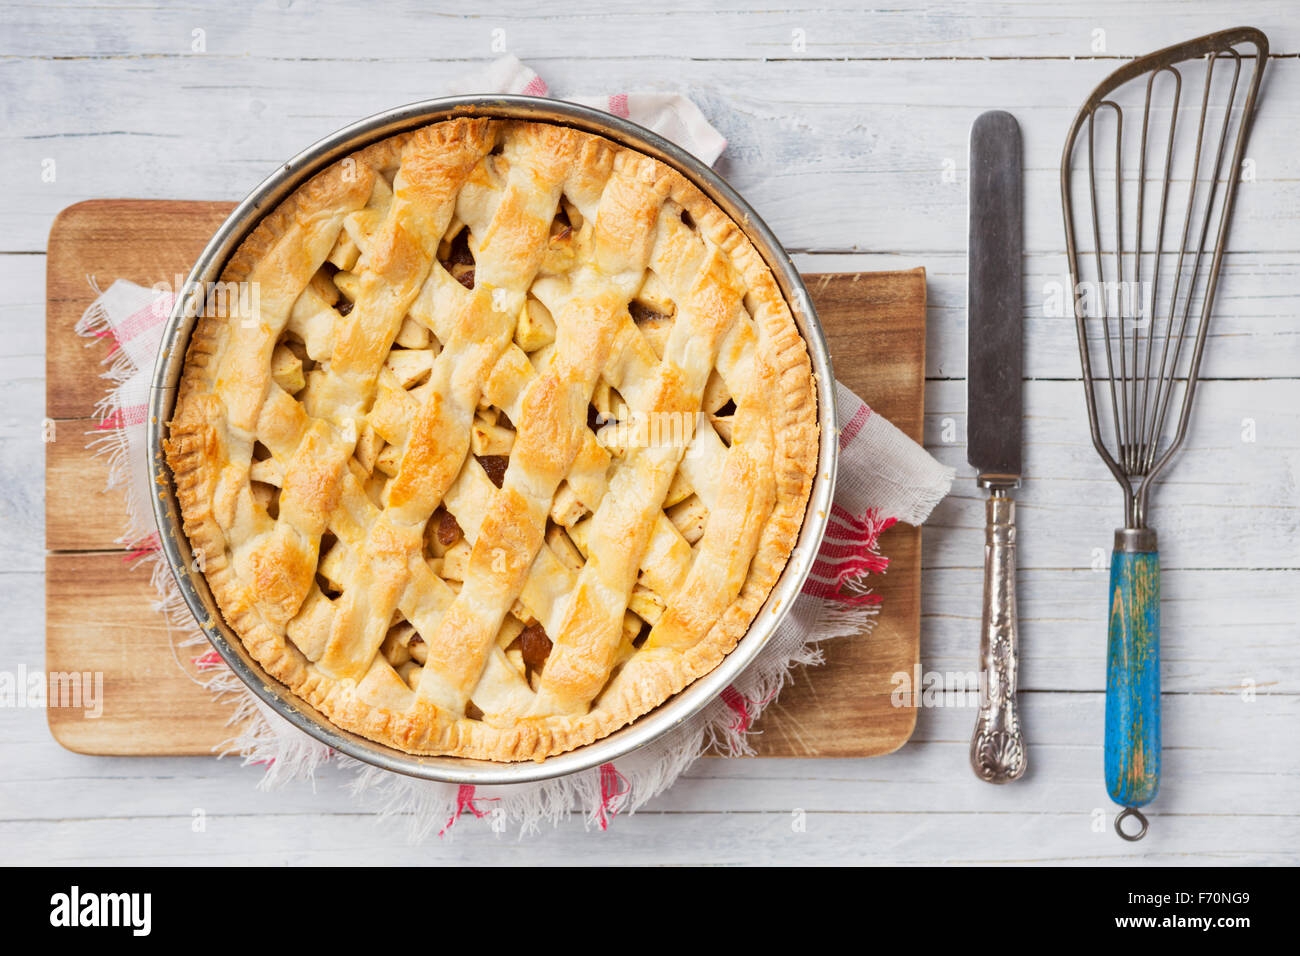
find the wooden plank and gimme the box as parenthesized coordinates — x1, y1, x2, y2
(45, 199, 235, 419)
(10, 57, 1300, 257)
(749, 268, 925, 756)
(797, 250, 1300, 381)
(14, 690, 1300, 862)
(3, 2, 1297, 62)
(44, 200, 924, 759)
(751, 525, 920, 756)
(922, 567, 1300, 694)
(9, 810, 1298, 866)
(44, 417, 129, 551)
(45, 552, 238, 755)
(13, 691, 1300, 815)
(922, 377, 1300, 572)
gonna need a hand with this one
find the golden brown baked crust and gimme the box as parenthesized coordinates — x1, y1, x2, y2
(165, 117, 818, 761)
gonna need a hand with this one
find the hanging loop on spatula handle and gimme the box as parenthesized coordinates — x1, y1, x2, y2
(1106, 527, 1161, 835)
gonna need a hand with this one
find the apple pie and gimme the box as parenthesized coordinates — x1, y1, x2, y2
(165, 116, 818, 760)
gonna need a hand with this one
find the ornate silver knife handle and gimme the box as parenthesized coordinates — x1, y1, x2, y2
(970, 490, 1026, 783)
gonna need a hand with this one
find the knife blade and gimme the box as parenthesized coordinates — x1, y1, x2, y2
(968, 110, 1023, 483)
(967, 110, 1027, 784)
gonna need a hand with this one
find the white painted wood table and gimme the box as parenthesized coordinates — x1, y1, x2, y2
(3, 0, 1297, 865)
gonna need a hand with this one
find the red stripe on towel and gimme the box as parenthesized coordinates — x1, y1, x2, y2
(839, 403, 872, 448)
(439, 784, 495, 835)
(596, 762, 629, 830)
(114, 294, 173, 345)
(97, 404, 148, 429)
(799, 507, 896, 604)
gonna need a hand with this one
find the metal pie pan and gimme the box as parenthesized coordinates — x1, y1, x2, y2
(146, 95, 838, 785)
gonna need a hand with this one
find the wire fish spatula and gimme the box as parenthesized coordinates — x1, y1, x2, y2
(1060, 26, 1268, 841)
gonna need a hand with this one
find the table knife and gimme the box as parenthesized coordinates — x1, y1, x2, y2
(967, 110, 1026, 784)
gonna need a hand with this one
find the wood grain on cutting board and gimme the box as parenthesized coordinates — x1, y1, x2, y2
(44, 199, 925, 759)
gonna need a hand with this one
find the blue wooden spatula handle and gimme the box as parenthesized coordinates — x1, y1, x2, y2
(1105, 530, 1161, 809)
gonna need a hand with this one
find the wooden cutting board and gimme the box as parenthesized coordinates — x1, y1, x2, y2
(45, 199, 925, 759)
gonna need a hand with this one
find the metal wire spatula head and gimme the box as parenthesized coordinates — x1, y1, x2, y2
(1059, 26, 1268, 840)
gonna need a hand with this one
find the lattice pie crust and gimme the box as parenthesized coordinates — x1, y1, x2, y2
(165, 118, 818, 761)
